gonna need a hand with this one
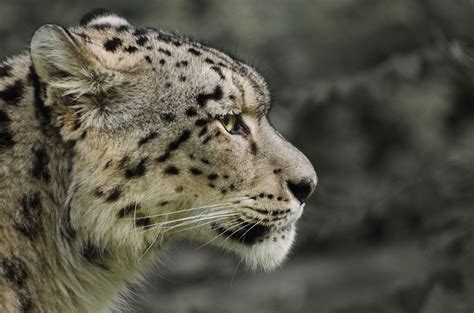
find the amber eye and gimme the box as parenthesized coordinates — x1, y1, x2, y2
(218, 114, 249, 135)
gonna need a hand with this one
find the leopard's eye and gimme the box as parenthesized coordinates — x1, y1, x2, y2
(218, 114, 249, 135)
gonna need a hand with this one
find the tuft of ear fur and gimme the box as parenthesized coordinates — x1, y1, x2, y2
(79, 8, 130, 27)
(30, 24, 115, 97)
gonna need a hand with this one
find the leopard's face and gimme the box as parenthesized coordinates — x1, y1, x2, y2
(30, 12, 316, 271)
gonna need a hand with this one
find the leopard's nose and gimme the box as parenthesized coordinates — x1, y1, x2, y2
(286, 177, 316, 204)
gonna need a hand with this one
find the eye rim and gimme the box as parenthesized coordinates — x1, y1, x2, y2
(218, 113, 249, 135)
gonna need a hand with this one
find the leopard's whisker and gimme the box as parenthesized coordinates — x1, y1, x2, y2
(142, 212, 239, 232)
(166, 217, 238, 236)
(161, 213, 238, 236)
(131, 210, 238, 234)
(128, 201, 241, 220)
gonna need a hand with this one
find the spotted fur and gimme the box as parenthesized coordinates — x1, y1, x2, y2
(0, 9, 316, 313)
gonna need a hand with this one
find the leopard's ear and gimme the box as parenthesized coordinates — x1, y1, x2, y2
(30, 24, 115, 97)
(79, 8, 130, 27)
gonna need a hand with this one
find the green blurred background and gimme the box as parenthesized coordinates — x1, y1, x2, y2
(2, 0, 474, 312)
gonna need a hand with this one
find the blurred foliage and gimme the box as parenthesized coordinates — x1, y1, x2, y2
(1, 0, 474, 312)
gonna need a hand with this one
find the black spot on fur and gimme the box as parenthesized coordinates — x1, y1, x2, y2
(125, 157, 148, 178)
(1, 257, 28, 288)
(145, 56, 152, 63)
(124, 45, 138, 53)
(117, 203, 141, 218)
(136, 36, 148, 46)
(29, 67, 57, 137)
(185, 107, 198, 117)
(189, 167, 203, 175)
(211, 66, 225, 80)
(176, 60, 189, 67)
(208, 173, 219, 180)
(0, 80, 24, 105)
(250, 141, 258, 155)
(179, 75, 187, 82)
(204, 58, 215, 64)
(202, 134, 213, 144)
(160, 112, 175, 122)
(195, 119, 208, 127)
(164, 165, 180, 175)
(31, 145, 50, 182)
(0, 64, 12, 78)
(106, 187, 122, 202)
(156, 152, 170, 163)
(117, 25, 130, 32)
(81, 240, 109, 270)
(200, 158, 210, 165)
(159, 59, 166, 65)
(138, 131, 158, 147)
(94, 23, 112, 30)
(79, 8, 115, 26)
(133, 28, 148, 36)
(118, 155, 130, 168)
(160, 201, 168, 206)
(158, 48, 172, 56)
(103, 37, 122, 52)
(169, 129, 191, 151)
(198, 126, 208, 137)
(0, 110, 15, 150)
(13, 192, 43, 240)
(134, 214, 151, 228)
(157, 32, 176, 44)
(196, 86, 223, 107)
(164, 82, 172, 88)
(188, 47, 202, 56)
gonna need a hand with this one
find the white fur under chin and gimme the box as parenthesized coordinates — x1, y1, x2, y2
(235, 226, 297, 272)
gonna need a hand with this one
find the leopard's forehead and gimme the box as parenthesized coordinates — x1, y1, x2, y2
(67, 23, 270, 115)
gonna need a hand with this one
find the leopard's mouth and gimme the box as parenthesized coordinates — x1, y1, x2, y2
(211, 219, 270, 245)
(210, 216, 297, 246)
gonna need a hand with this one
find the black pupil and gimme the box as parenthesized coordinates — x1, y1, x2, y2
(222, 115, 230, 125)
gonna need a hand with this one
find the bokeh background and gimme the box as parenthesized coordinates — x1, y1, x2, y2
(2, 1, 474, 312)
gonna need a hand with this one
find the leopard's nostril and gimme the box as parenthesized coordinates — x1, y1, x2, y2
(286, 177, 316, 204)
